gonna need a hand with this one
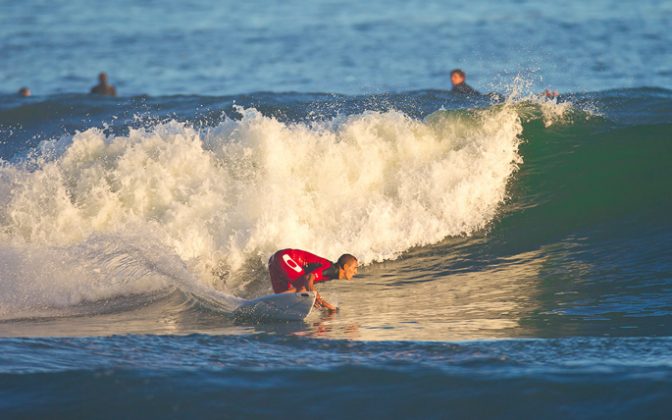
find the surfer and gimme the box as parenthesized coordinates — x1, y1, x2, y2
(268, 249, 359, 312)
(450, 69, 480, 95)
(18, 87, 31, 97)
(90, 72, 117, 96)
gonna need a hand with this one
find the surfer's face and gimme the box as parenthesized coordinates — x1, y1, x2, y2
(343, 260, 359, 280)
(451, 72, 464, 86)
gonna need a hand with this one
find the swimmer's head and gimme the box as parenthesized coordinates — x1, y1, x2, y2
(450, 69, 466, 86)
(98, 72, 108, 83)
(18, 87, 31, 97)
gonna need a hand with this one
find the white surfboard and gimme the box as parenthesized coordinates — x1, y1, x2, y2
(233, 291, 316, 321)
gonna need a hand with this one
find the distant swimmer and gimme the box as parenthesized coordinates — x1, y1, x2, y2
(450, 69, 480, 95)
(18, 87, 31, 97)
(90, 72, 117, 96)
(268, 249, 359, 312)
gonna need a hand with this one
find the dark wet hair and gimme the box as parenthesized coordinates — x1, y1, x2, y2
(337, 254, 358, 268)
(451, 69, 465, 78)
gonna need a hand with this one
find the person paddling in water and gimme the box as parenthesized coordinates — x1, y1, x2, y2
(450, 68, 480, 95)
(268, 249, 359, 312)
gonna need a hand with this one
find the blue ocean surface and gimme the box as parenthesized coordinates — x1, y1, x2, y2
(1, 0, 672, 418)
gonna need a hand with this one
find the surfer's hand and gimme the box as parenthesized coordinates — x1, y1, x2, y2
(321, 300, 338, 312)
(315, 296, 337, 312)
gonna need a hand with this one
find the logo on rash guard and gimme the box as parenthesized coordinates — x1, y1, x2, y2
(282, 254, 303, 273)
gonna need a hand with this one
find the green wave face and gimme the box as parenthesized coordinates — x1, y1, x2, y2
(418, 96, 672, 285)
(501, 117, 672, 248)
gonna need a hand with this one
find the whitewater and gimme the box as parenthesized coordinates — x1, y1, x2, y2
(0, 101, 526, 319)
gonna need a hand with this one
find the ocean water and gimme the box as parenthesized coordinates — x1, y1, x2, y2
(1, 0, 672, 418)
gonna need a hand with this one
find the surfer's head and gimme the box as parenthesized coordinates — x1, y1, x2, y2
(450, 69, 466, 86)
(337, 254, 358, 280)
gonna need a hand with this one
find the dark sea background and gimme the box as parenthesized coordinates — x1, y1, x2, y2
(1, 0, 672, 418)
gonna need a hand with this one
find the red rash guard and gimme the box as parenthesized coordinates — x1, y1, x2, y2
(268, 249, 338, 293)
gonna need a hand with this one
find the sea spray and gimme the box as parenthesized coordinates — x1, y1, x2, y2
(0, 237, 173, 319)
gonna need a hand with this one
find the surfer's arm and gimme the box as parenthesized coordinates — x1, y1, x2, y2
(305, 273, 337, 311)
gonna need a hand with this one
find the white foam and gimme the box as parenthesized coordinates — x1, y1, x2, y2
(0, 105, 523, 303)
(0, 236, 170, 319)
